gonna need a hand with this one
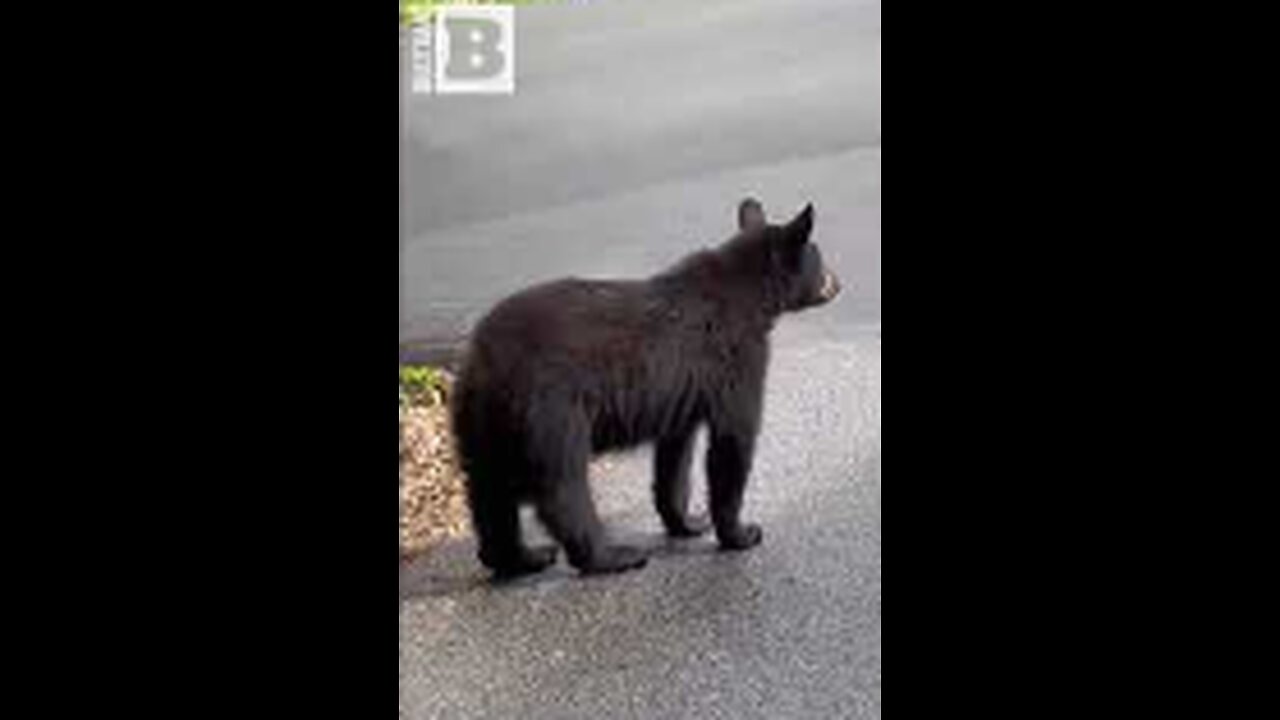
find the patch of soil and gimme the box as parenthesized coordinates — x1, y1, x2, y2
(399, 372, 470, 560)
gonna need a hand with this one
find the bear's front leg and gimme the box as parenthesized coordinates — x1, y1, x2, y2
(654, 430, 713, 538)
(707, 431, 764, 551)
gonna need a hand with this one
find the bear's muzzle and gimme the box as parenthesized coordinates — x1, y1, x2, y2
(819, 270, 842, 302)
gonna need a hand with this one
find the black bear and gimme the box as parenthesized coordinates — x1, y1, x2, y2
(452, 198, 841, 577)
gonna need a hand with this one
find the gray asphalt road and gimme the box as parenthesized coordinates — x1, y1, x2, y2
(399, 0, 881, 717)
(399, 0, 880, 360)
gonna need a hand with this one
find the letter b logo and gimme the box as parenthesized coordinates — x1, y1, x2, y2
(434, 6, 515, 95)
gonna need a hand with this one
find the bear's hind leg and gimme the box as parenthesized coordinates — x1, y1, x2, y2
(536, 480, 648, 575)
(531, 421, 648, 575)
(466, 467, 558, 579)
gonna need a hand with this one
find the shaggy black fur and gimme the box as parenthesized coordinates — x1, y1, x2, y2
(452, 199, 841, 577)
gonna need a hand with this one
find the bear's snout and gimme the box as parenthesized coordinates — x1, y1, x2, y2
(818, 270, 841, 302)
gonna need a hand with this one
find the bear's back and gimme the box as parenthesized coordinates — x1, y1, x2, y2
(455, 274, 731, 444)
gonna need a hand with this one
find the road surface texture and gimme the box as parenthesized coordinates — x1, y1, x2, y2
(399, 0, 881, 717)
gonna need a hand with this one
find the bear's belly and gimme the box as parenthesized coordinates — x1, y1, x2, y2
(587, 390, 702, 453)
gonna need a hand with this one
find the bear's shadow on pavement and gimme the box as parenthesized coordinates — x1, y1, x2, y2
(398, 531, 726, 601)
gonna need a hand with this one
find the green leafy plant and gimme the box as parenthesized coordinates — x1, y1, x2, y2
(401, 0, 438, 25)
(401, 0, 564, 26)
(400, 365, 449, 407)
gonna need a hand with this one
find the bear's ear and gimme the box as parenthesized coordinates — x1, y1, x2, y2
(738, 197, 767, 231)
(785, 203, 815, 246)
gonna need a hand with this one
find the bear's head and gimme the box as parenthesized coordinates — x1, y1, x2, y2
(736, 197, 842, 314)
